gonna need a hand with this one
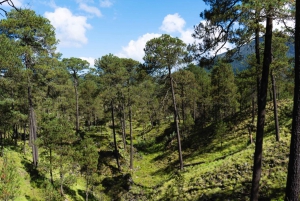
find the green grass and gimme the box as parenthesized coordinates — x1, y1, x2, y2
(0, 99, 294, 200)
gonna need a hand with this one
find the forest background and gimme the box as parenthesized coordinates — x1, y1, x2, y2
(0, 0, 300, 201)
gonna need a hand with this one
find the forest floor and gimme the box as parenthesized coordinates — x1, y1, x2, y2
(0, 99, 293, 200)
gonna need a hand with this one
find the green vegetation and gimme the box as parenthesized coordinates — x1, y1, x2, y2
(0, 99, 294, 200)
(0, 1, 298, 200)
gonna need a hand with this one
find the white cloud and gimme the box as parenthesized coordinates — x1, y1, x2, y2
(117, 14, 198, 62)
(45, 7, 92, 47)
(160, 13, 186, 33)
(2, 0, 22, 7)
(79, 3, 102, 17)
(100, 0, 113, 7)
(273, 19, 295, 31)
(80, 57, 95, 67)
(179, 29, 195, 45)
(116, 33, 161, 62)
(259, 18, 295, 32)
(159, 13, 195, 45)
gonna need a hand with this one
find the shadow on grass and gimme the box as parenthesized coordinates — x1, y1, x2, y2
(77, 189, 98, 201)
(193, 186, 285, 201)
(101, 173, 132, 201)
(98, 150, 122, 174)
(63, 185, 81, 201)
(21, 159, 44, 188)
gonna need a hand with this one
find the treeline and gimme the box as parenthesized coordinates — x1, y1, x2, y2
(0, 0, 299, 199)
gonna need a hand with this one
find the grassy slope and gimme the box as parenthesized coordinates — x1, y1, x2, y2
(0, 99, 293, 200)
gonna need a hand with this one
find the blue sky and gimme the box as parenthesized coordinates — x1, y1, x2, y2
(4, 0, 208, 66)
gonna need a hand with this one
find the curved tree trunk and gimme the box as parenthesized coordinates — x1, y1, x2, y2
(168, 66, 184, 170)
(285, 1, 300, 199)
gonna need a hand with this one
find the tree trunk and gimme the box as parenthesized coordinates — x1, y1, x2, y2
(285, 1, 300, 199)
(181, 86, 185, 125)
(0, 130, 3, 157)
(59, 139, 64, 197)
(271, 70, 280, 141)
(86, 175, 89, 201)
(111, 101, 121, 171)
(252, 94, 255, 125)
(23, 125, 26, 154)
(60, 172, 64, 197)
(168, 66, 184, 170)
(129, 104, 133, 170)
(74, 79, 80, 134)
(28, 84, 38, 168)
(50, 148, 54, 186)
(121, 103, 126, 149)
(255, 14, 261, 104)
(13, 124, 18, 146)
(250, 14, 273, 201)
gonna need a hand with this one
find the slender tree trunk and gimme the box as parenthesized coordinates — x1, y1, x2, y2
(85, 175, 89, 201)
(193, 99, 196, 122)
(129, 104, 133, 170)
(285, 1, 300, 199)
(181, 86, 185, 126)
(123, 103, 126, 135)
(13, 124, 18, 146)
(121, 103, 126, 149)
(28, 84, 38, 168)
(168, 66, 184, 170)
(255, 15, 261, 104)
(74, 80, 80, 134)
(23, 125, 26, 154)
(0, 130, 3, 157)
(250, 14, 273, 201)
(59, 139, 64, 197)
(50, 148, 54, 185)
(60, 173, 64, 197)
(271, 70, 280, 141)
(111, 101, 121, 171)
(252, 94, 255, 125)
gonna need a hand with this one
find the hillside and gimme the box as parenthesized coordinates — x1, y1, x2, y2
(221, 38, 294, 72)
(0, 98, 293, 200)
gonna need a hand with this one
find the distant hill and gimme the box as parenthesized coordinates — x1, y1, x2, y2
(219, 38, 294, 72)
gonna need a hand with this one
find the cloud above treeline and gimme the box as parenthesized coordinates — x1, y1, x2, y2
(117, 13, 196, 62)
(79, 3, 102, 17)
(45, 7, 92, 47)
(100, 0, 113, 8)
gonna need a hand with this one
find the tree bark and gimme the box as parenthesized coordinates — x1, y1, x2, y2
(250, 14, 273, 201)
(255, 13, 261, 104)
(121, 103, 126, 149)
(271, 70, 280, 141)
(28, 84, 38, 168)
(23, 125, 26, 154)
(85, 175, 89, 201)
(168, 66, 184, 170)
(129, 104, 133, 170)
(285, 0, 300, 199)
(111, 101, 121, 171)
(252, 94, 255, 125)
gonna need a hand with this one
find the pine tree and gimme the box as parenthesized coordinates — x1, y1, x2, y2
(144, 34, 188, 170)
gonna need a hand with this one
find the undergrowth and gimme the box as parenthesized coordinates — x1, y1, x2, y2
(0, 99, 293, 200)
